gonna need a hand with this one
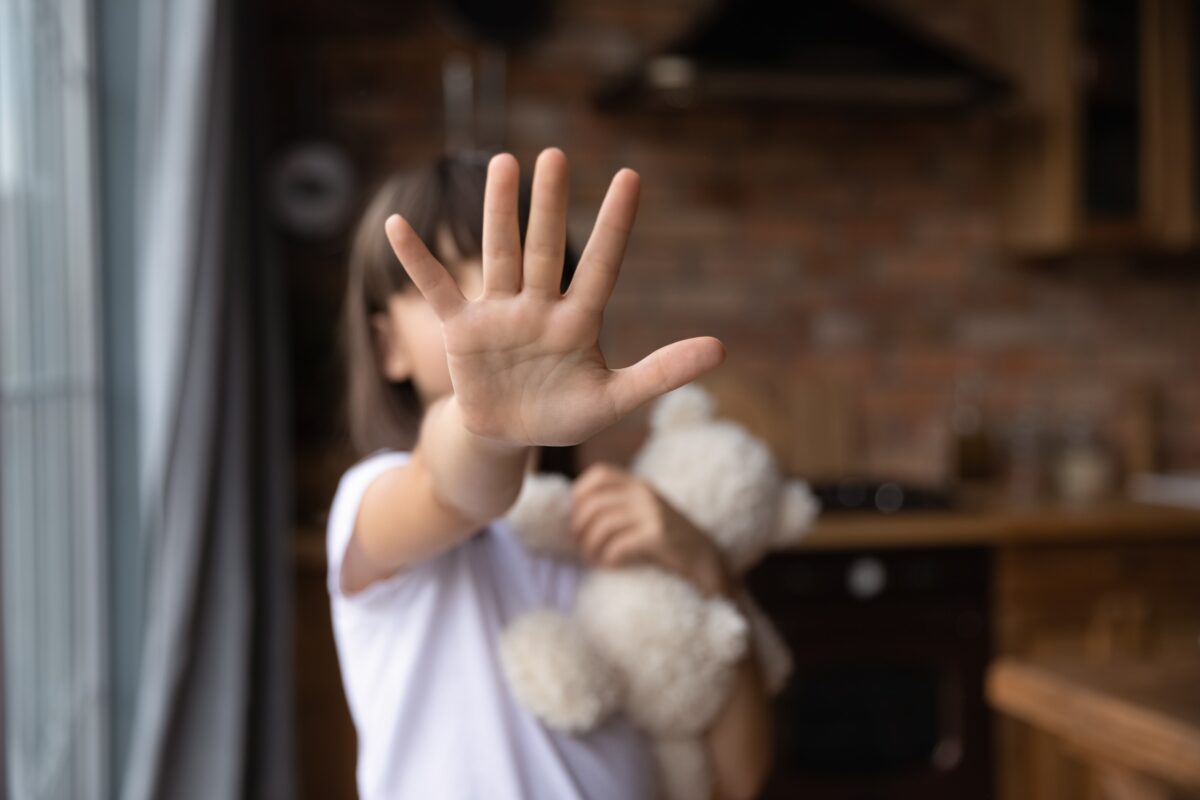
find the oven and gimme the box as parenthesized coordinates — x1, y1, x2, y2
(747, 546, 993, 800)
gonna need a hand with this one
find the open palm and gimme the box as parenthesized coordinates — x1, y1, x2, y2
(384, 149, 725, 447)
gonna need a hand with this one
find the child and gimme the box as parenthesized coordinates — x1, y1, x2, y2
(329, 149, 773, 799)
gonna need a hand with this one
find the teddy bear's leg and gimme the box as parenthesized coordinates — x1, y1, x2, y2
(498, 610, 621, 733)
(653, 736, 710, 800)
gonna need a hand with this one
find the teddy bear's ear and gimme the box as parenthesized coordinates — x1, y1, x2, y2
(773, 480, 820, 548)
(648, 383, 717, 432)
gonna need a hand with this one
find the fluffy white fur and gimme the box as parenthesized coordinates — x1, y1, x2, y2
(503, 472, 576, 558)
(497, 384, 820, 800)
(498, 611, 620, 732)
(576, 567, 747, 734)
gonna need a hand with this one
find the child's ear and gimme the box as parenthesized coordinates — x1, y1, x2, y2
(370, 312, 413, 382)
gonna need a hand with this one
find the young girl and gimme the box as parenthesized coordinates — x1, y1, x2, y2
(329, 148, 773, 800)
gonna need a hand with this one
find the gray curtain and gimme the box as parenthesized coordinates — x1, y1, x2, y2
(118, 0, 294, 796)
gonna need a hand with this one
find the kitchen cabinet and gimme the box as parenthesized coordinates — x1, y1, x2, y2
(996, 0, 1198, 253)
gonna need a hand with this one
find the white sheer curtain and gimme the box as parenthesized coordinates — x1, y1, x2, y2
(0, 0, 110, 798)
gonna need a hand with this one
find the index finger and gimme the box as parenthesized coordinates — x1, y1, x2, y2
(571, 462, 628, 500)
(385, 214, 467, 319)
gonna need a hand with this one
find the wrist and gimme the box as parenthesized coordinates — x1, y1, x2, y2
(421, 395, 528, 525)
(443, 394, 528, 458)
(688, 545, 737, 599)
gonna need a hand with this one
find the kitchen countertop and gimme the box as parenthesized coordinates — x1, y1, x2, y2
(796, 495, 1200, 551)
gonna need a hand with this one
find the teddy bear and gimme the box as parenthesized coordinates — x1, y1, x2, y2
(497, 383, 820, 800)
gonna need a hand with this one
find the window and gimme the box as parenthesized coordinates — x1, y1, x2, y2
(0, 1, 110, 797)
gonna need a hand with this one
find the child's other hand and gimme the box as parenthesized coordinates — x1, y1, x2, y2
(570, 462, 733, 597)
(384, 149, 725, 447)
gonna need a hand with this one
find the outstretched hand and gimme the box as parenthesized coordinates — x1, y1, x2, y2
(385, 148, 725, 447)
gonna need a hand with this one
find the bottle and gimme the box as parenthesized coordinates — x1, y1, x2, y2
(950, 374, 996, 485)
(1055, 414, 1114, 504)
(1006, 387, 1046, 506)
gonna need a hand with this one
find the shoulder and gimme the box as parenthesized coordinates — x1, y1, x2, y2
(338, 449, 413, 493)
(326, 449, 412, 597)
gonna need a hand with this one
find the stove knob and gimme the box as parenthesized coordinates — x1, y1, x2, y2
(847, 556, 887, 599)
(874, 482, 904, 513)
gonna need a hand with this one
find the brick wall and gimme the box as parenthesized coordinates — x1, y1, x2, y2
(271, 0, 1200, 523)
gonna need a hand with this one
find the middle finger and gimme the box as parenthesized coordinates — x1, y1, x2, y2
(482, 153, 523, 295)
(522, 148, 568, 295)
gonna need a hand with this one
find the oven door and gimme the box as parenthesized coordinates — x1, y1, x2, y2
(748, 547, 993, 800)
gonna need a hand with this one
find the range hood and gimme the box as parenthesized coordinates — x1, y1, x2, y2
(596, 0, 1010, 110)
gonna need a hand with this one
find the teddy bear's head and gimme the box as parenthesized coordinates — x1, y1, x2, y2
(631, 384, 819, 572)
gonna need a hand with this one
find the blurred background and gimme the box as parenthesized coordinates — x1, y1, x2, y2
(2, 0, 1199, 798)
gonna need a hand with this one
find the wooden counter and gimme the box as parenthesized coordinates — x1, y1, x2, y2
(797, 497, 1200, 551)
(988, 657, 1200, 795)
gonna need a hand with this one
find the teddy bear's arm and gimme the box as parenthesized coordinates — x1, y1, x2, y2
(502, 473, 578, 558)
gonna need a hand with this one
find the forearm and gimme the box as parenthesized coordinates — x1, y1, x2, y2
(698, 566, 774, 800)
(345, 395, 529, 591)
(418, 393, 529, 524)
(706, 644, 774, 800)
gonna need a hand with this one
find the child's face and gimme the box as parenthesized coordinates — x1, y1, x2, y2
(373, 231, 484, 406)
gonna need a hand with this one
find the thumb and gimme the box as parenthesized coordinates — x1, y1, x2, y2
(606, 336, 725, 418)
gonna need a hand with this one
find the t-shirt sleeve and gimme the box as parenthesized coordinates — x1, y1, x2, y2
(326, 450, 413, 600)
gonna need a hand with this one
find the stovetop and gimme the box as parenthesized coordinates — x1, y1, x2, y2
(810, 479, 955, 514)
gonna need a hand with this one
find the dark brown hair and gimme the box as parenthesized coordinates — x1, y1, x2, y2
(341, 152, 579, 476)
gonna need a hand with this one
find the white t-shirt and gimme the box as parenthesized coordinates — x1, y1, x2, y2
(327, 450, 657, 800)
